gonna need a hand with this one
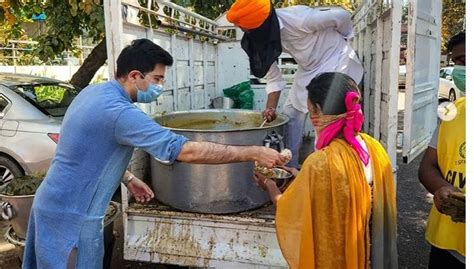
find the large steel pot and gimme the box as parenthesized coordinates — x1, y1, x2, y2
(152, 109, 288, 214)
(5, 201, 121, 268)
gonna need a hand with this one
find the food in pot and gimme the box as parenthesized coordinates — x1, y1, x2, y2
(1, 173, 44, 196)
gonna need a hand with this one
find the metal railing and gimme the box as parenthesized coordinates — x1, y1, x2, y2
(0, 40, 36, 66)
(122, 0, 236, 41)
(0, 39, 95, 66)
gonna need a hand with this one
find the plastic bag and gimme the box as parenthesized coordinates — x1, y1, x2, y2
(223, 81, 254, 109)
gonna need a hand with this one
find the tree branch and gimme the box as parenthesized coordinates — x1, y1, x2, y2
(69, 36, 107, 90)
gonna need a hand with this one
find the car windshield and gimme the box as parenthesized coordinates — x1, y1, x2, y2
(10, 83, 79, 117)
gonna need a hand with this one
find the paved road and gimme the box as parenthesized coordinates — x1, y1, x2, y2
(396, 154, 433, 268)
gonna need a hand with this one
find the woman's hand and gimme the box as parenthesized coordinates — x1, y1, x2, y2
(253, 171, 277, 192)
(126, 177, 155, 203)
(253, 171, 282, 205)
(280, 166, 299, 177)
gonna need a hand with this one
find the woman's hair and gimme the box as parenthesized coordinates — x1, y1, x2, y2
(306, 72, 361, 115)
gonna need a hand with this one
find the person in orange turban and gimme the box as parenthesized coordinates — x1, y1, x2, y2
(226, 0, 271, 30)
(225, 2, 364, 172)
(226, 0, 283, 79)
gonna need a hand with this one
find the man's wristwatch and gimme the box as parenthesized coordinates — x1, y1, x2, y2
(122, 174, 134, 186)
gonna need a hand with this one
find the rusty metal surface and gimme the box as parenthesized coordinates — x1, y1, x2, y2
(124, 200, 286, 268)
(126, 200, 276, 226)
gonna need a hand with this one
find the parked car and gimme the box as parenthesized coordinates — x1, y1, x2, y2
(439, 67, 462, 101)
(0, 73, 79, 189)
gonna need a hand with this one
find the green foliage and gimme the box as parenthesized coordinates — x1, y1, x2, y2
(441, 0, 465, 53)
(0, 41, 43, 65)
(0, 1, 33, 40)
(0, 0, 104, 62)
(35, 0, 104, 62)
(172, 0, 234, 19)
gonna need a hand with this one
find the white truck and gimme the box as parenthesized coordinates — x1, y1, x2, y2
(103, 0, 441, 267)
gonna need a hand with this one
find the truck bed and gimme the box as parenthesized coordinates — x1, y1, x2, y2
(126, 200, 277, 225)
(123, 198, 287, 268)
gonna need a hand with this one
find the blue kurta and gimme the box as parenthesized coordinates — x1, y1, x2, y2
(23, 80, 188, 269)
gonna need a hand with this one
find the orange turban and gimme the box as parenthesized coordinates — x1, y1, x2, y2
(226, 0, 271, 30)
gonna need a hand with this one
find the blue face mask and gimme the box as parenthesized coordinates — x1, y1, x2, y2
(136, 74, 164, 103)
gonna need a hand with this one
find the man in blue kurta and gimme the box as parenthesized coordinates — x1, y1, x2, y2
(23, 39, 286, 269)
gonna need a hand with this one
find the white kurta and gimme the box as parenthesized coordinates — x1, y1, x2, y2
(265, 5, 363, 113)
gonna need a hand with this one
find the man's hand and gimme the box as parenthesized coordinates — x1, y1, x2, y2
(253, 147, 287, 168)
(263, 107, 277, 122)
(126, 177, 155, 203)
(178, 142, 285, 166)
(443, 192, 465, 222)
(433, 185, 457, 213)
(263, 91, 281, 122)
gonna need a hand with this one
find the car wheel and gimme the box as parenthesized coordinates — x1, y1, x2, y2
(0, 156, 24, 189)
(449, 89, 456, 102)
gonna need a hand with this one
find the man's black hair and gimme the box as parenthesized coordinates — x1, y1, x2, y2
(447, 31, 465, 52)
(116, 39, 173, 78)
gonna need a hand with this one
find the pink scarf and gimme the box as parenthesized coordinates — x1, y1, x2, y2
(313, 92, 369, 166)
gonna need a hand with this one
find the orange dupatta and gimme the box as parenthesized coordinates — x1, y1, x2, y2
(275, 134, 397, 269)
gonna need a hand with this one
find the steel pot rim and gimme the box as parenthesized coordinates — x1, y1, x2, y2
(0, 194, 35, 199)
(153, 109, 289, 133)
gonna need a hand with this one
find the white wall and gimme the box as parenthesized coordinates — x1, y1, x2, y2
(352, 1, 402, 167)
(0, 65, 110, 84)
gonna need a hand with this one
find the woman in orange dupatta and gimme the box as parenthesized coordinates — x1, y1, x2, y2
(254, 72, 398, 269)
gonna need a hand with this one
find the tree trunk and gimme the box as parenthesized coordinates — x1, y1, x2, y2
(69, 37, 108, 90)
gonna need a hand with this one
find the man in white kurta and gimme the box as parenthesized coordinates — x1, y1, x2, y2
(227, 1, 363, 167)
